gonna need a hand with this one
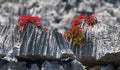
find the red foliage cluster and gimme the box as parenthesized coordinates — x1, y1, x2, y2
(64, 14, 97, 46)
(17, 16, 41, 29)
(17, 15, 49, 31)
(86, 14, 97, 24)
(43, 27, 49, 31)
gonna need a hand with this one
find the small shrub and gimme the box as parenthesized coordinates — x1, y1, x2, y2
(64, 14, 98, 46)
(17, 15, 49, 31)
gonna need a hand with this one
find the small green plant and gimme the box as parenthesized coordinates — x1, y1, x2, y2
(82, 65, 88, 69)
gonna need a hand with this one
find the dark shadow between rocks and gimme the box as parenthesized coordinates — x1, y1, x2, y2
(79, 52, 120, 68)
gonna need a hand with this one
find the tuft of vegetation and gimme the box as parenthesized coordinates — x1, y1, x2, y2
(64, 14, 98, 46)
(0, 54, 5, 58)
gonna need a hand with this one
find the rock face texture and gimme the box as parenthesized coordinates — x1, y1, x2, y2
(19, 24, 73, 58)
(0, 59, 84, 70)
(79, 52, 120, 67)
(0, 0, 120, 58)
(0, 0, 120, 70)
(6, 0, 120, 59)
(0, 23, 84, 70)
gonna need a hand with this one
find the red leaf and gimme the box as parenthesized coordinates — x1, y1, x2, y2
(86, 14, 97, 24)
(30, 16, 42, 21)
(17, 21, 25, 29)
(18, 16, 29, 21)
(86, 17, 96, 24)
(76, 15, 87, 20)
(43, 27, 49, 31)
(34, 22, 41, 26)
(71, 19, 80, 24)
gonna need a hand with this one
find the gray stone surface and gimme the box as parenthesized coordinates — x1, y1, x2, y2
(0, 0, 120, 59)
(79, 52, 120, 68)
(41, 60, 84, 70)
(0, 0, 120, 70)
(0, 59, 27, 70)
(0, 58, 84, 70)
(101, 64, 115, 70)
(18, 24, 73, 59)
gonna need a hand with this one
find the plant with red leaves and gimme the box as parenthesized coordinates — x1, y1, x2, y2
(64, 14, 97, 46)
(17, 16, 41, 29)
(17, 15, 49, 31)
